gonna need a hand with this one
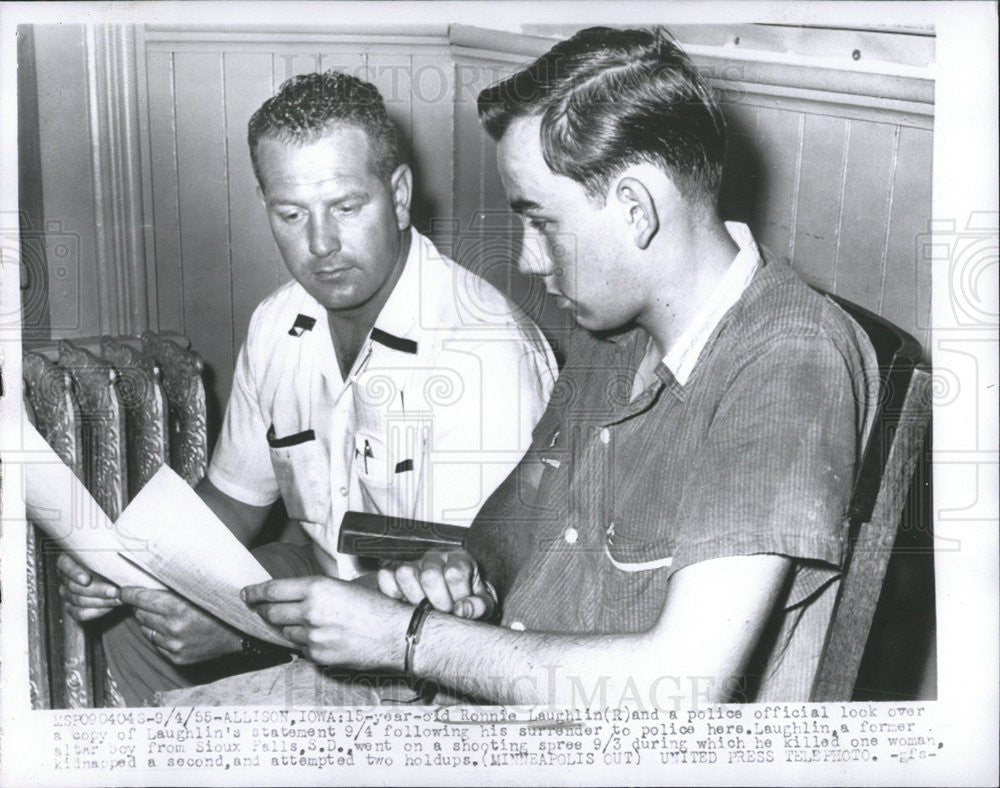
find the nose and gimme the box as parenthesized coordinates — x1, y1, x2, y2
(308, 213, 340, 258)
(516, 231, 555, 278)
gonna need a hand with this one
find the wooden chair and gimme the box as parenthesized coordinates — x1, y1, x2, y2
(23, 334, 208, 708)
(811, 296, 932, 701)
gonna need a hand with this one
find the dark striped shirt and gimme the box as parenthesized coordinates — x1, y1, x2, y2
(489, 256, 879, 701)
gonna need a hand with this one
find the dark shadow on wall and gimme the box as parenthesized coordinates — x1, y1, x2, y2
(717, 104, 765, 231)
(401, 133, 441, 238)
(201, 361, 223, 454)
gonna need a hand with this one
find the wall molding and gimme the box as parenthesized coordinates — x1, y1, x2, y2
(448, 24, 934, 128)
(86, 24, 148, 336)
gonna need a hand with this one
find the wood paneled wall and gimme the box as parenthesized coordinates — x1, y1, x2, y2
(26, 23, 934, 430)
(716, 95, 934, 353)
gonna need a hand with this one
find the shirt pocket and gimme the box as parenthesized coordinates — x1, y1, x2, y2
(267, 426, 330, 526)
(604, 516, 675, 572)
(354, 430, 418, 518)
(535, 429, 566, 492)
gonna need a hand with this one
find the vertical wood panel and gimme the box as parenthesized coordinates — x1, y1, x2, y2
(410, 52, 454, 241)
(882, 125, 932, 346)
(172, 52, 233, 426)
(452, 59, 488, 271)
(224, 51, 283, 361)
(33, 25, 100, 339)
(753, 107, 801, 261)
(145, 50, 184, 332)
(792, 114, 849, 290)
(319, 51, 366, 79)
(274, 52, 322, 84)
(368, 53, 413, 141)
(832, 120, 896, 312)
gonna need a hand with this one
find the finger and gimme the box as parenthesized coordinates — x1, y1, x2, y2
(119, 587, 183, 615)
(417, 558, 455, 612)
(242, 577, 315, 605)
(376, 567, 405, 599)
(392, 563, 429, 606)
(453, 593, 492, 620)
(59, 586, 121, 609)
(281, 625, 310, 646)
(442, 552, 477, 603)
(65, 604, 112, 622)
(142, 628, 181, 659)
(60, 575, 120, 600)
(133, 609, 173, 635)
(254, 601, 308, 627)
(56, 554, 92, 586)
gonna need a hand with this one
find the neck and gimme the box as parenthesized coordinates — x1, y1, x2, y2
(328, 228, 411, 378)
(637, 218, 738, 358)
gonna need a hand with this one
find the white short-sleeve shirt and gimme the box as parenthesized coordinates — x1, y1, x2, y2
(208, 229, 556, 578)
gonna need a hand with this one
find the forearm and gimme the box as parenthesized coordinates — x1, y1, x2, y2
(410, 614, 726, 707)
(195, 477, 270, 547)
(408, 555, 793, 707)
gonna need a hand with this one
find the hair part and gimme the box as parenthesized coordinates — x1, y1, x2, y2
(248, 70, 400, 185)
(478, 27, 726, 208)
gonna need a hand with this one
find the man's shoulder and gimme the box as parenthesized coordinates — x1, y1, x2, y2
(731, 257, 869, 353)
(411, 232, 553, 355)
(245, 279, 316, 339)
(416, 234, 528, 329)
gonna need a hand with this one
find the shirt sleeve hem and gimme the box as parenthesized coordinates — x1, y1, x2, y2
(206, 465, 280, 508)
(666, 531, 847, 580)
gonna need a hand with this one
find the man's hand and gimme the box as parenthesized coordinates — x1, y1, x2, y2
(242, 576, 409, 669)
(56, 553, 122, 622)
(118, 587, 242, 665)
(376, 548, 496, 620)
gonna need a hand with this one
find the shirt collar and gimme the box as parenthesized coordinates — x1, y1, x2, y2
(661, 221, 762, 386)
(290, 227, 424, 355)
(368, 226, 427, 354)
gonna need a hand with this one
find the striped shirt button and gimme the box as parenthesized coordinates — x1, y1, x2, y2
(599, 427, 611, 444)
(564, 527, 579, 544)
(509, 621, 526, 631)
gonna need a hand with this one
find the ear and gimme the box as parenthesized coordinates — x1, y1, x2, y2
(391, 164, 413, 230)
(615, 176, 659, 250)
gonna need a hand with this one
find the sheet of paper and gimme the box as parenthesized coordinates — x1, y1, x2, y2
(114, 466, 293, 647)
(22, 416, 164, 589)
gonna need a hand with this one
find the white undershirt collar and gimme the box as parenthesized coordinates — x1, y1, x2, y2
(661, 221, 762, 386)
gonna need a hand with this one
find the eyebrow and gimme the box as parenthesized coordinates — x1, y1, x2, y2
(508, 197, 543, 213)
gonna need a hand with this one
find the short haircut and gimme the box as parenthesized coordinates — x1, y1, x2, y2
(248, 70, 400, 185)
(478, 27, 726, 207)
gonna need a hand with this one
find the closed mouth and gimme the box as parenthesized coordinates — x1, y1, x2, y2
(313, 267, 352, 279)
